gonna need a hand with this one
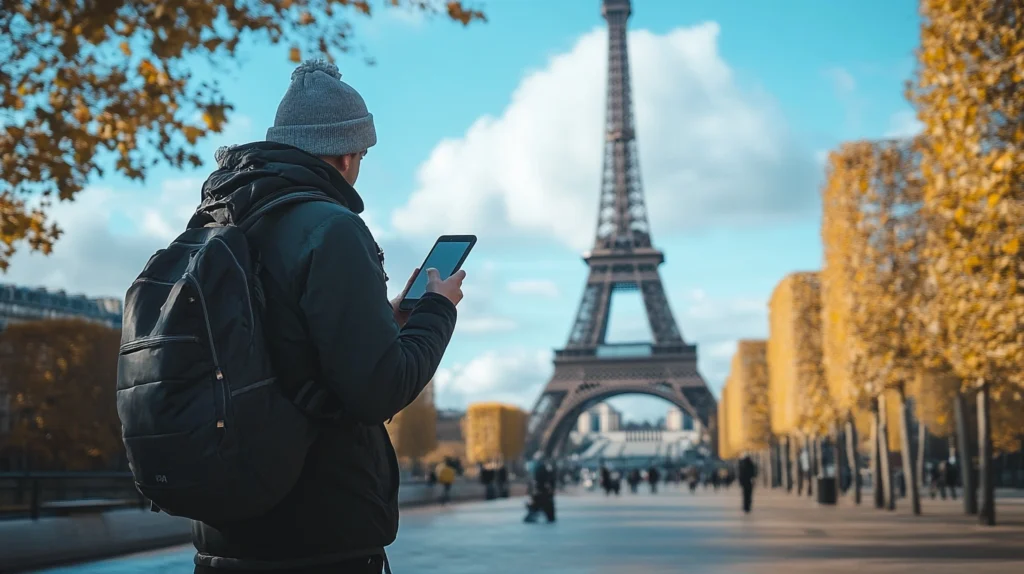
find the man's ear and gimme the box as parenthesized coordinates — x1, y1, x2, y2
(336, 154, 354, 172)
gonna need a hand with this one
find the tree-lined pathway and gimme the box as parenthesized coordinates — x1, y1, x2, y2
(40, 488, 1024, 574)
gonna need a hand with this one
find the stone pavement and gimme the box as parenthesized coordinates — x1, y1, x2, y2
(37, 486, 1024, 574)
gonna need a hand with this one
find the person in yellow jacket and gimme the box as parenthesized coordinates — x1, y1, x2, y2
(435, 461, 456, 505)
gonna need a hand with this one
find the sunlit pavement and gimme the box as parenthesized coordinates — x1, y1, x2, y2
(37, 487, 1024, 574)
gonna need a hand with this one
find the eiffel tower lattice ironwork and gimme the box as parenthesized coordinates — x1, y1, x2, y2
(525, 0, 716, 458)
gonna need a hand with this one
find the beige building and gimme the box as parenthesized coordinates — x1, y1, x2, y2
(576, 402, 622, 434)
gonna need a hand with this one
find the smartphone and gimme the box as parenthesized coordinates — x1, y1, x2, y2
(399, 235, 477, 311)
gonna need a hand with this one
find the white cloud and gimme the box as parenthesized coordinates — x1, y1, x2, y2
(384, 6, 427, 27)
(3, 178, 201, 298)
(677, 289, 768, 397)
(360, 209, 392, 242)
(2, 114, 256, 298)
(391, 23, 818, 252)
(507, 279, 560, 298)
(885, 109, 924, 138)
(432, 349, 552, 410)
(457, 316, 518, 334)
(815, 149, 830, 167)
(824, 66, 856, 95)
(824, 66, 864, 131)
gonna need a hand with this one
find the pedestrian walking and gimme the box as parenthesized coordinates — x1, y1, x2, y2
(943, 460, 959, 500)
(437, 460, 456, 504)
(117, 59, 465, 574)
(480, 463, 497, 500)
(600, 464, 613, 496)
(628, 469, 641, 493)
(738, 454, 758, 514)
(524, 460, 557, 523)
(497, 465, 510, 498)
(647, 466, 660, 494)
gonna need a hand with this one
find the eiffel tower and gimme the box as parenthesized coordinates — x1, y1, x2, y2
(525, 0, 716, 458)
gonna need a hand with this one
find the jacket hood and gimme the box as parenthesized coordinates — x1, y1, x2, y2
(187, 141, 365, 229)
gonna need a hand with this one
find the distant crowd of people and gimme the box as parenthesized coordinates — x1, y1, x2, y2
(580, 458, 760, 513)
(587, 463, 740, 496)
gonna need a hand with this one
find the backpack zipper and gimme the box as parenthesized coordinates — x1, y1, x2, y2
(184, 272, 228, 430)
(119, 334, 200, 354)
(132, 277, 177, 288)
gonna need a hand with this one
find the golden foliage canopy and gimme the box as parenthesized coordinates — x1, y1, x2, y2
(767, 271, 835, 436)
(910, 372, 1022, 453)
(386, 380, 437, 461)
(0, 319, 121, 469)
(462, 402, 527, 464)
(725, 340, 772, 452)
(909, 368, 961, 437)
(909, 0, 1023, 391)
(717, 382, 733, 459)
(821, 146, 871, 414)
(880, 389, 907, 453)
(821, 139, 927, 409)
(987, 385, 1024, 454)
(0, 0, 485, 270)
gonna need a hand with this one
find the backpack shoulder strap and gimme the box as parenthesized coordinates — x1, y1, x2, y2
(237, 189, 340, 232)
(238, 189, 339, 416)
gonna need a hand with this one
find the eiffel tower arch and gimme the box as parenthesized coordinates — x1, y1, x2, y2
(525, 0, 717, 459)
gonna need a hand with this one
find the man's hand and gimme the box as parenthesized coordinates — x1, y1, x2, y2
(426, 268, 466, 306)
(390, 267, 419, 328)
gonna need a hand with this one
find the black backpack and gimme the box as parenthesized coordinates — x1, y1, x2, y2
(116, 191, 330, 523)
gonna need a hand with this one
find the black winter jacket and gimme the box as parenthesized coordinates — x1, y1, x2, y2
(185, 142, 458, 569)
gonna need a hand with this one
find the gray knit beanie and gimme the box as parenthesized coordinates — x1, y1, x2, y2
(266, 59, 376, 156)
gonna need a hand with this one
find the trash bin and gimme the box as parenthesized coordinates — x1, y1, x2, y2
(817, 477, 837, 505)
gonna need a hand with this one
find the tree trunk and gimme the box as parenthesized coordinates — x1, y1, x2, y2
(814, 435, 824, 483)
(784, 435, 794, 492)
(917, 422, 927, 493)
(871, 407, 884, 508)
(977, 384, 995, 526)
(805, 435, 814, 497)
(796, 435, 805, 495)
(897, 385, 921, 515)
(846, 415, 861, 505)
(833, 424, 844, 500)
(954, 391, 978, 514)
(759, 450, 767, 488)
(878, 393, 896, 510)
(776, 440, 784, 488)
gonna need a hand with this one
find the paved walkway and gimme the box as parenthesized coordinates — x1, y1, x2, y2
(38, 487, 1024, 574)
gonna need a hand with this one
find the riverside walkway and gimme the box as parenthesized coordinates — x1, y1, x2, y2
(37, 487, 1024, 574)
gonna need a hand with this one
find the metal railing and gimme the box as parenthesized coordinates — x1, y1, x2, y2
(0, 472, 146, 520)
(0, 471, 518, 521)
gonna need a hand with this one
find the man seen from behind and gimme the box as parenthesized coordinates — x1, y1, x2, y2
(189, 59, 465, 574)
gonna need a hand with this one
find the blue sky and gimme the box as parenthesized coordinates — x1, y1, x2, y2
(5, 0, 924, 422)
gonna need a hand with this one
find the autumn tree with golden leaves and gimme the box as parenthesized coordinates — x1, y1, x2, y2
(0, 319, 122, 470)
(725, 341, 772, 455)
(768, 272, 836, 436)
(716, 382, 734, 460)
(821, 144, 878, 499)
(768, 272, 836, 495)
(821, 140, 927, 512)
(463, 402, 527, 465)
(909, 0, 1023, 526)
(848, 139, 926, 514)
(0, 0, 485, 270)
(386, 380, 438, 465)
